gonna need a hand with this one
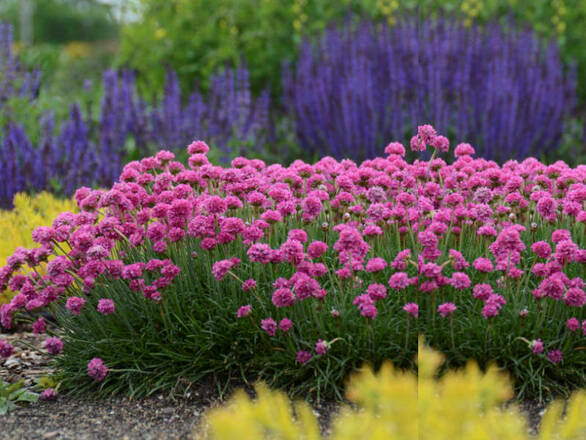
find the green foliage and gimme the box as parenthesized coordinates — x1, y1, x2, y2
(118, 0, 384, 96)
(0, 0, 119, 44)
(120, 0, 586, 104)
(0, 378, 39, 415)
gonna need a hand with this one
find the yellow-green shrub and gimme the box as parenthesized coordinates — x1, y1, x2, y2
(197, 341, 586, 440)
(0, 192, 77, 304)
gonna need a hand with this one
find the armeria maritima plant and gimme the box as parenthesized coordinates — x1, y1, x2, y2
(0, 125, 584, 399)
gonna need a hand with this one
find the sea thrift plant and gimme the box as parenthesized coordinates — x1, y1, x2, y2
(0, 126, 584, 398)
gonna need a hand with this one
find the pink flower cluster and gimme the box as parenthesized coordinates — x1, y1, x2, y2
(1, 124, 584, 375)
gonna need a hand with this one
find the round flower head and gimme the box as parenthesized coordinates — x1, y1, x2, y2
(32, 317, 46, 334)
(437, 302, 457, 318)
(87, 357, 108, 382)
(66, 296, 86, 315)
(547, 350, 563, 364)
(44, 337, 63, 355)
(279, 318, 292, 332)
(0, 339, 14, 358)
(531, 339, 544, 354)
(237, 304, 252, 318)
(315, 339, 328, 355)
(261, 318, 277, 336)
(40, 388, 58, 401)
(296, 350, 312, 365)
(97, 299, 115, 315)
(566, 317, 580, 332)
(403, 302, 419, 318)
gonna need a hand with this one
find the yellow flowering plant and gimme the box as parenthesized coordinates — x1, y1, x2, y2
(0, 192, 77, 304)
(197, 340, 586, 440)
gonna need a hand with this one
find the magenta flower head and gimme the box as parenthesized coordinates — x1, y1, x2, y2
(454, 143, 475, 157)
(417, 124, 436, 144)
(241, 279, 257, 291)
(403, 302, 419, 318)
(531, 338, 544, 354)
(87, 357, 108, 382)
(66, 296, 86, 315)
(566, 318, 580, 332)
(360, 304, 378, 319)
(97, 299, 115, 315)
(431, 135, 449, 153)
(547, 350, 563, 364)
(0, 339, 14, 358)
(296, 350, 312, 365)
(384, 142, 406, 157)
(237, 304, 252, 318)
(279, 318, 293, 332)
(40, 388, 58, 401)
(32, 317, 46, 334)
(261, 318, 277, 336)
(44, 337, 63, 355)
(437, 302, 457, 318)
(315, 339, 328, 355)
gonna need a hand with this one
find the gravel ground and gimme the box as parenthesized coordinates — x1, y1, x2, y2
(0, 331, 553, 439)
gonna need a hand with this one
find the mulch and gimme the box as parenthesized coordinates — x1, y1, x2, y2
(1, 330, 550, 439)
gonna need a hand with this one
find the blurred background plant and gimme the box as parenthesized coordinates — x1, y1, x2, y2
(197, 342, 586, 440)
(0, 0, 584, 206)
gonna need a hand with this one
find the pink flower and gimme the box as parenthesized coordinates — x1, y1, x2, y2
(449, 272, 471, 290)
(389, 272, 410, 290)
(481, 304, 500, 319)
(0, 339, 14, 358)
(384, 142, 405, 156)
(272, 288, 296, 307)
(547, 350, 563, 364)
(242, 279, 257, 291)
(296, 350, 312, 365)
(40, 388, 58, 401)
(431, 135, 449, 152)
(472, 258, 494, 273)
(437, 302, 457, 318)
(87, 357, 108, 381)
(454, 143, 475, 157)
(307, 241, 328, 260)
(237, 305, 252, 318)
(472, 283, 492, 301)
(417, 124, 436, 144)
(279, 318, 292, 332)
(32, 317, 46, 334)
(365, 257, 387, 273)
(66, 296, 86, 315)
(367, 283, 387, 301)
(212, 259, 238, 281)
(531, 339, 544, 354)
(566, 318, 580, 332)
(315, 339, 328, 355)
(261, 318, 277, 336)
(360, 304, 378, 319)
(97, 299, 115, 315)
(44, 337, 63, 355)
(531, 241, 552, 259)
(403, 302, 418, 318)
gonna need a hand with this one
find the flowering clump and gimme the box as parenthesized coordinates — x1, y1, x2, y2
(0, 126, 584, 397)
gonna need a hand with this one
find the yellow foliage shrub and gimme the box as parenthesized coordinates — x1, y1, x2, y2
(0, 192, 77, 303)
(197, 340, 586, 440)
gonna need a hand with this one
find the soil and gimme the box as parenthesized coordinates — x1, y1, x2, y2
(0, 330, 553, 439)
